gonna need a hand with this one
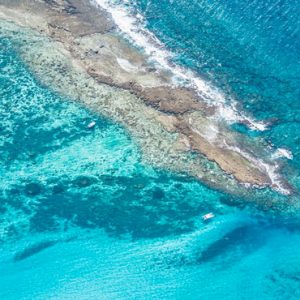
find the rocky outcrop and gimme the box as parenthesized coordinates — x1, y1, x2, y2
(0, 0, 291, 196)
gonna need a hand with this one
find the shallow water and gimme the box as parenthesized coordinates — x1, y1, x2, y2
(1, 1, 300, 299)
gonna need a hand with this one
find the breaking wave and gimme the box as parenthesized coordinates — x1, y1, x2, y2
(92, 0, 268, 131)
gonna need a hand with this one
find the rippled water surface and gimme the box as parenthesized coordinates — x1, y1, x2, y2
(1, 0, 300, 298)
(129, 0, 300, 187)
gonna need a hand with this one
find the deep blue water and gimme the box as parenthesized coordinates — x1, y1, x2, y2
(1, 0, 300, 298)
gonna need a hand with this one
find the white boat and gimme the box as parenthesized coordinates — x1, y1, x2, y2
(87, 121, 96, 129)
(202, 212, 215, 221)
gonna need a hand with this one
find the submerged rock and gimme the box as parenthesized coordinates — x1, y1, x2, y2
(74, 176, 96, 188)
(52, 183, 64, 194)
(153, 188, 165, 199)
(24, 182, 42, 196)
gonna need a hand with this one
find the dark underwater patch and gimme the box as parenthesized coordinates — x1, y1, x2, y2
(24, 182, 42, 196)
(74, 175, 97, 188)
(197, 225, 262, 264)
(52, 183, 65, 194)
(152, 187, 165, 199)
(14, 240, 57, 262)
(23, 171, 218, 239)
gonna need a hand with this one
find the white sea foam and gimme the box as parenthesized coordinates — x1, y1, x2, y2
(222, 140, 291, 195)
(190, 125, 218, 143)
(188, 117, 291, 194)
(116, 57, 139, 73)
(92, 0, 268, 131)
(91, 0, 292, 194)
(272, 148, 293, 160)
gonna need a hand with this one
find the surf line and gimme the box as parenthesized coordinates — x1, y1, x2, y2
(92, 0, 268, 131)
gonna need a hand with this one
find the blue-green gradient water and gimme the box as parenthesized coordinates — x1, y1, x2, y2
(1, 0, 300, 299)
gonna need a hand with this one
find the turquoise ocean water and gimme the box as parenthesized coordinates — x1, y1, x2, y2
(1, 0, 300, 299)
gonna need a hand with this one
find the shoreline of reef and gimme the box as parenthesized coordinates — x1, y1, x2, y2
(0, 0, 294, 198)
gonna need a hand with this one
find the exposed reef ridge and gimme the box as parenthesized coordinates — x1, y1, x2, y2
(0, 0, 293, 198)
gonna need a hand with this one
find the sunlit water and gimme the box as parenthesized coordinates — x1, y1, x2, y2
(1, 0, 300, 298)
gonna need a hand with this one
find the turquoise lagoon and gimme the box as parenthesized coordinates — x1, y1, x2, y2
(1, 1, 300, 299)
